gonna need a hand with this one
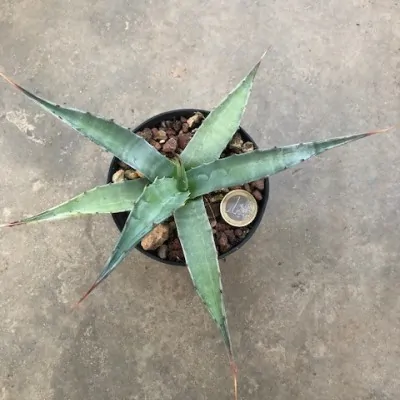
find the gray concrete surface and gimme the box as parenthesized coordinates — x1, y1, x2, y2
(1, 1, 399, 399)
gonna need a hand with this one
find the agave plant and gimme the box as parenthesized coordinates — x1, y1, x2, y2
(0, 54, 393, 399)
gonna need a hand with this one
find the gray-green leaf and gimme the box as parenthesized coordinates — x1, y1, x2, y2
(174, 198, 233, 356)
(77, 177, 189, 303)
(187, 128, 393, 198)
(172, 156, 189, 192)
(0, 180, 148, 227)
(0, 73, 174, 181)
(180, 53, 264, 169)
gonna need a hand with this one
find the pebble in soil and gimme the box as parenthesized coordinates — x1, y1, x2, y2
(114, 112, 266, 262)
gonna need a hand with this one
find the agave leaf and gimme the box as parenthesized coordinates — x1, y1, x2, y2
(180, 52, 266, 169)
(174, 198, 238, 398)
(174, 198, 233, 355)
(187, 128, 394, 198)
(172, 156, 189, 192)
(0, 73, 174, 181)
(0, 180, 148, 227)
(77, 177, 189, 303)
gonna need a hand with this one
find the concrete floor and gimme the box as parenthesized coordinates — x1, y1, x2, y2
(1, 1, 399, 399)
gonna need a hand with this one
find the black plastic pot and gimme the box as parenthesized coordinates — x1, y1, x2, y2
(107, 109, 269, 266)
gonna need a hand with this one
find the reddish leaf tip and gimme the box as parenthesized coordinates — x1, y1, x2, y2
(365, 126, 396, 136)
(0, 221, 22, 228)
(74, 280, 100, 308)
(230, 359, 238, 400)
(0, 72, 21, 91)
